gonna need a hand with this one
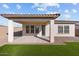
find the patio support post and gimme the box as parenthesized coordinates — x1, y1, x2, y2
(50, 20, 55, 43)
(8, 20, 14, 43)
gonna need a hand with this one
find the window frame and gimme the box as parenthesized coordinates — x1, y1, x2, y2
(58, 25, 63, 34)
(64, 26, 69, 34)
(58, 25, 70, 34)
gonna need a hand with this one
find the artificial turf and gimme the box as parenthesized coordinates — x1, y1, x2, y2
(0, 42, 79, 56)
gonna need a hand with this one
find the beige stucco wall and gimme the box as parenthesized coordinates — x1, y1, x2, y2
(22, 22, 75, 37)
(43, 23, 75, 37)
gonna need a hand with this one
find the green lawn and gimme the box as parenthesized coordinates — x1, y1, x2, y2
(0, 42, 79, 56)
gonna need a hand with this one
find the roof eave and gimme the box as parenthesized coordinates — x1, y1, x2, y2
(0, 14, 60, 19)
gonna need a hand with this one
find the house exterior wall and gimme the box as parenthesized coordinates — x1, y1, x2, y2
(22, 21, 75, 37)
(54, 24, 75, 37)
(15, 19, 50, 37)
(44, 22, 75, 37)
(22, 21, 50, 37)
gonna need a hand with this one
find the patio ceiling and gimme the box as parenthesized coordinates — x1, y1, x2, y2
(15, 21, 49, 25)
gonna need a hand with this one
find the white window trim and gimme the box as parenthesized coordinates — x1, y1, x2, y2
(58, 25, 70, 34)
(64, 26, 69, 34)
(58, 25, 63, 34)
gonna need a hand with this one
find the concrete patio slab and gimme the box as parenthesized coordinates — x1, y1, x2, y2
(11, 36, 49, 44)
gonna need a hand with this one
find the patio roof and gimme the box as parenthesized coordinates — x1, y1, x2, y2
(0, 14, 60, 19)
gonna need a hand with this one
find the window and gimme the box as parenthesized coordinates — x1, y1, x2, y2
(64, 26, 69, 33)
(58, 25, 69, 34)
(58, 26, 63, 34)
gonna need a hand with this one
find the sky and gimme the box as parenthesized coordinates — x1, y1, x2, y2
(0, 3, 79, 27)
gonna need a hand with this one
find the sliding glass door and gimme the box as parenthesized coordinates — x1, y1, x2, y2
(26, 24, 45, 36)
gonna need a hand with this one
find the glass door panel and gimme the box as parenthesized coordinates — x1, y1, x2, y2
(35, 26, 40, 34)
(26, 25, 29, 33)
(31, 25, 34, 33)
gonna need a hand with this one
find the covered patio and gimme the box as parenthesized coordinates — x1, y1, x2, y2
(0, 14, 60, 44)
